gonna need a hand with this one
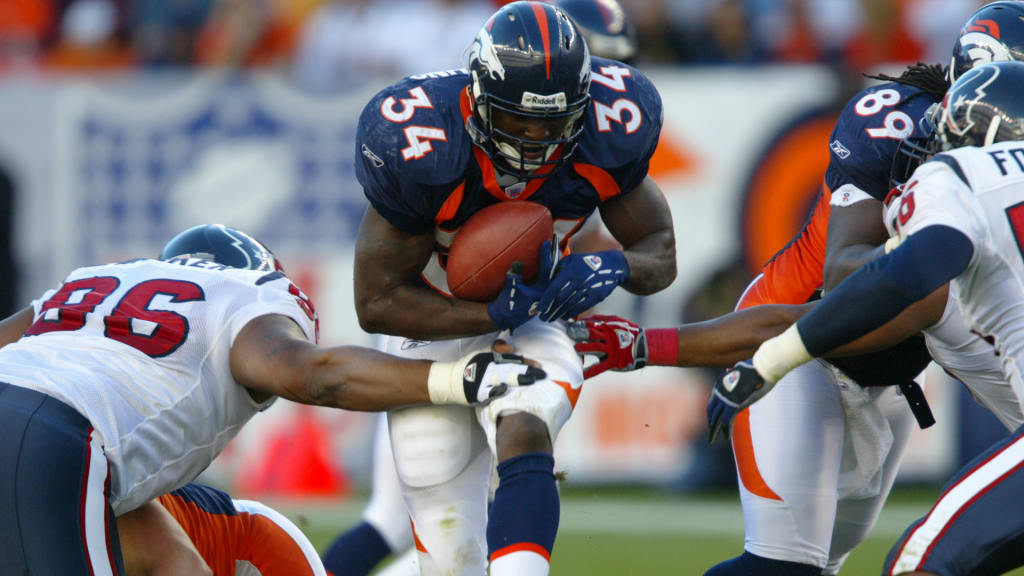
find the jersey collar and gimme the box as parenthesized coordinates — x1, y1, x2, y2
(460, 86, 561, 202)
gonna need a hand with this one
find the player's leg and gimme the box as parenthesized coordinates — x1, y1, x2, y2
(825, 384, 916, 574)
(883, 423, 1024, 576)
(477, 320, 583, 576)
(382, 335, 494, 576)
(0, 383, 125, 575)
(322, 413, 412, 576)
(704, 361, 847, 575)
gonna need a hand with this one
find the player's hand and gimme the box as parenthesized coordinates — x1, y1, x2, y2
(706, 361, 774, 444)
(567, 314, 647, 378)
(538, 250, 629, 322)
(487, 239, 558, 331)
(428, 343, 547, 406)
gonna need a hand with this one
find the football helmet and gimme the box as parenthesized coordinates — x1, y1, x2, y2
(950, 1, 1024, 82)
(553, 0, 637, 63)
(890, 102, 941, 187)
(466, 1, 591, 180)
(932, 61, 1024, 152)
(159, 224, 284, 272)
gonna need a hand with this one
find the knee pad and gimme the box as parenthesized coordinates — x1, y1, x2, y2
(704, 552, 822, 576)
(389, 404, 477, 487)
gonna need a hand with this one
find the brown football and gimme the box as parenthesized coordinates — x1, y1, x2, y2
(447, 202, 554, 301)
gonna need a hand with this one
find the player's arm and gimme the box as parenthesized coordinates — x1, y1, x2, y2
(229, 313, 543, 411)
(573, 287, 945, 377)
(354, 205, 502, 339)
(599, 175, 676, 295)
(823, 199, 890, 291)
(755, 224, 972, 383)
(0, 306, 33, 347)
(117, 500, 212, 576)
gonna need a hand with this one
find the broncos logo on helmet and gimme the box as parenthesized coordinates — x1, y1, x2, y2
(465, 1, 591, 180)
(951, 1, 1024, 82)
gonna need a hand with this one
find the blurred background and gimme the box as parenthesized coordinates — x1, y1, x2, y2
(0, 0, 1015, 573)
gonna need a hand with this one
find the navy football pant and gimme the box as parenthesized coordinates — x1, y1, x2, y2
(0, 382, 124, 575)
(884, 423, 1024, 575)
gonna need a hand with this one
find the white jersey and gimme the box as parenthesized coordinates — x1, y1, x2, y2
(923, 284, 1024, 431)
(0, 258, 317, 514)
(886, 141, 1024, 404)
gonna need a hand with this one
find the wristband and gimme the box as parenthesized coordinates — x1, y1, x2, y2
(751, 324, 812, 384)
(645, 328, 678, 366)
(426, 360, 463, 405)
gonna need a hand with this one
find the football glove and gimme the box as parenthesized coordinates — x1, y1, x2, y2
(487, 238, 558, 332)
(567, 314, 647, 379)
(706, 361, 775, 444)
(428, 347, 546, 406)
(539, 250, 629, 322)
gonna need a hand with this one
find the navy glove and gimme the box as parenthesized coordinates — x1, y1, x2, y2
(487, 239, 558, 331)
(538, 249, 629, 322)
(706, 361, 774, 444)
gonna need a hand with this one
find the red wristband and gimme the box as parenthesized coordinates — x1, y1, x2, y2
(645, 328, 678, 366)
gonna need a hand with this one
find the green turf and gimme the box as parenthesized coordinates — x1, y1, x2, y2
(285, 488, 1024, 575)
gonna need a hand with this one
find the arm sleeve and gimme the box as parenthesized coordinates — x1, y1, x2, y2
(796, 225, 973, 356)
(226, 279, 318, 347)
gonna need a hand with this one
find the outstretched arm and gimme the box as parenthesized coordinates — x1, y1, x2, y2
(229, 314, 543, 411)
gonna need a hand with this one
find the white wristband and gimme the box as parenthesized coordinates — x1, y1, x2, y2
(427, 360, 465, 405)
(752, 324, 813, 384)
(884, 235, 903, 254)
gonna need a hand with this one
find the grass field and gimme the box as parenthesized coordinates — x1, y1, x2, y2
(269, 487, 1024, 575)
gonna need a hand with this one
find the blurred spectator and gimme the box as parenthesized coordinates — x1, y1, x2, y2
(292, 0, 496, 93)
(194, 0, 321, 68)
(130, 0, 214, 67)
(0, 0, 57, 69)
(45, 0, 134, 70)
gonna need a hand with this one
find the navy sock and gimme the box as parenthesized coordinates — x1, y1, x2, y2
(487, 452, 559, 561)
(704, 551, 822, 576)
(321, 521, 393, 576)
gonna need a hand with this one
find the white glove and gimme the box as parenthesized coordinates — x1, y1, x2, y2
(427, 347, 546, 406)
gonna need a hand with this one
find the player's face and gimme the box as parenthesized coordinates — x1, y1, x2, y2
(491, 109, 574, 160)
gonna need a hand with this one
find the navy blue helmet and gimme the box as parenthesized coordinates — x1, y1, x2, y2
(466, 1, 591, 180)
(932, 61, 1024, 152)
(159, 224, 284, 272)
(553, 0, 637, 63)
(950, 1, 1024, 82)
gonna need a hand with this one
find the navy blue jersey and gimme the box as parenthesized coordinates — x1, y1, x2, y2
(820, 81, 938, 387)
(354, 58, 662, 294)
(825, 82, 938, 200)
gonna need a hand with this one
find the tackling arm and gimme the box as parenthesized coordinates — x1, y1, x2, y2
(822, 200, 890, 292)
(354, 205, 498, 340)
(229, 314, 543, 411)
(599, 176, 677, 295)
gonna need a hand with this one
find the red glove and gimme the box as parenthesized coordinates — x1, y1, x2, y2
(567, 315, 648, 379)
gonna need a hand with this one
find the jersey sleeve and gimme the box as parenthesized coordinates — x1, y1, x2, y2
(226, 272, 319, 349)
(824, 84, 936, 204)
(355, 79, 468, 234)
(582, 60, 664, 197)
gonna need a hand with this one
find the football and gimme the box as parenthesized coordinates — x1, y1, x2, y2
(447, 202, 554, 301)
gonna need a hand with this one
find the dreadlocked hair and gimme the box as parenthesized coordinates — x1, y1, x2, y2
(864, 62, 950, 102)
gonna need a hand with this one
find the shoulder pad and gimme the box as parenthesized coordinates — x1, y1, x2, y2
(575, 57, 663, 191)
(826, 82, 937, 199)
(356, 73, 472, 187)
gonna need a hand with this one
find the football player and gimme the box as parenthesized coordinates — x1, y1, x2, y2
(713, 60, 1024, 576)
(0, 223, 542, 575)
(322, 2, 648, 575)
(349, 2, 675, 574)
(579, 3, 1024, 575)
